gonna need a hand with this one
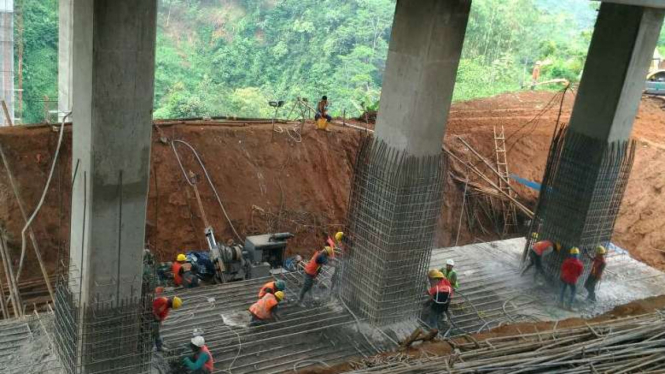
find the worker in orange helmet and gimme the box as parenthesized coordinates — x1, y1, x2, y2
(258, 279, 286, 299)
(249, 291, 285, 326)
(522, 233, 561, 282)
(298, 246, 334, 305)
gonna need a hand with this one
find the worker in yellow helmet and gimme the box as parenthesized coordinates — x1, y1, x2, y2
(249, 291, 285, 326)
(329, 232, 345, 293)
(559, 247, 584, 310)
(298, 246, 334, 305)
(424, 270, 453, 331)
(584, 245, 607, 302)
(152, 296, 183, 351)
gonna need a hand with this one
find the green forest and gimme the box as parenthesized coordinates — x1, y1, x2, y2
(15, 0, 665, 123)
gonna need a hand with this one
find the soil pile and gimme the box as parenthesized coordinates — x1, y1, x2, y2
(0, 91, 664, 282)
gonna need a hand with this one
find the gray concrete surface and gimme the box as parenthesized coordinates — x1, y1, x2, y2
(58, 0, 72, 122)
(570, 3, 664, 142)
(374, 0, 470, 157)
(68, 0, 158, 305)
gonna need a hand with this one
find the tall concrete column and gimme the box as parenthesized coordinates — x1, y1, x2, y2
(55, 1, 157, 372)
(341, 0, 470, 325)
(532, 3, 664, 278)
(58, 0, 73, 122)
(0, 0, 13, 126)
(69, 0, 157, 306)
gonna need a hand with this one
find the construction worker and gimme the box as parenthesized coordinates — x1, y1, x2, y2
(182, 335, 214, 374)
(559, 247, 584, 310)
(424, 270, 453, 331)
(522, 233, 561, 281)
(172, 253, 200, 288)
(152, 296, 183, 351)
(329, 232, 345, 293)
(585, 245, 607, 302)
(258, 279, 286, 299)
(298, 246, 334, 305)
(249, 291, 285, 326)
(440, 259, 459, 290)
(315, 96, 332, 122)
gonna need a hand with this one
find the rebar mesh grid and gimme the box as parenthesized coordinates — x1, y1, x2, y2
(525, 126, 636, 281)
(340, 136, 446, 325)
(54, 261, 155, 374)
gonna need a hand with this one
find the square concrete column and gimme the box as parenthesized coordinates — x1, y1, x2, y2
(58, 0, 73, 122)
(341, 0, 470, 325)
(68, 0, 157, 306)
(531, 3, 664, 280)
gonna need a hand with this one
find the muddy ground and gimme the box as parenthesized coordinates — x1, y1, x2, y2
(0, 91, 664, 282)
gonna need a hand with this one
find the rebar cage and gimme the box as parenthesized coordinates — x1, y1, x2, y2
(54, 253, 156, 374)
(525, 126, 636, 281)
(341, 136, 446, 325)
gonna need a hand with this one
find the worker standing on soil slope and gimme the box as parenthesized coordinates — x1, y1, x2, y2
(315, 95, 332, 131)
(152, 295, 182, 351)
(258, 279, 286, 299)
(585, 245, 607, 302)
(522, 233, 561, 282)
(424, 270, 453, 331)
(559, 247, 584, 310)
(182, 336, 214, 374)
(298, 246, 334, 305)
(440, 259, 459, 290)
(249, 291, 285, 326)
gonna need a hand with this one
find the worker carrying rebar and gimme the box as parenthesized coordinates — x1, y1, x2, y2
(424, 270, 453, 331)
(182, 336, 214, 374)
(249, 291, 285, 326)
(152, 295, 183, 351)
(440, 259, 459, 290)
(522, 233, 561, 281)
(559, 247, 584, 310)
(298, 246, 334, 305)
(258, 279, 286, 299)
(172, 253, 200, 288)
(585, 245, 607, 302)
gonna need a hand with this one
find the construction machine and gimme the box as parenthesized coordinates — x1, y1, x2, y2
(204, 226, 294, 283)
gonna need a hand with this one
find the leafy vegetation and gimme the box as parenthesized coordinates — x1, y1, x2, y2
(14, 0, 652, 123)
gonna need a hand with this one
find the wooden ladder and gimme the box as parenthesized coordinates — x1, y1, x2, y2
(493, 125, 517, 235)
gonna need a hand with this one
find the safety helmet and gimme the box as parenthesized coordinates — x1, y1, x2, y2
(177, 254, 187, 262)
(323, 246, 334, 256)
(428, 269, 444, 279)
(446, 259, 455, 267)
(295, 255, 303, 262)
(570, 247, 580, 255)
(596, 245, 607, 255)
(274, 291, 285, 301)
(191, 336, 205, 348)
(335, 232, 344, 242)
(554, 242, 562, 252)
(172, 296, 183, 309)
(531, 232, 539, 239)
(274, 280, 286, 291)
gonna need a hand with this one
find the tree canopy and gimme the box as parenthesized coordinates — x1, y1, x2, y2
(14, 0, 645, 123)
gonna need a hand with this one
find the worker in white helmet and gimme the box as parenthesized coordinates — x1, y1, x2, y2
(440, 259, 459, 290)
(182, 335, 214, 373)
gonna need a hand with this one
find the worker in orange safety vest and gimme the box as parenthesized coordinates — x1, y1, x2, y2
(522, 233, 561, 281)
(249, 291, 285, 326)
(297, 246, 333, 305)
(258, 280, 286, 299)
